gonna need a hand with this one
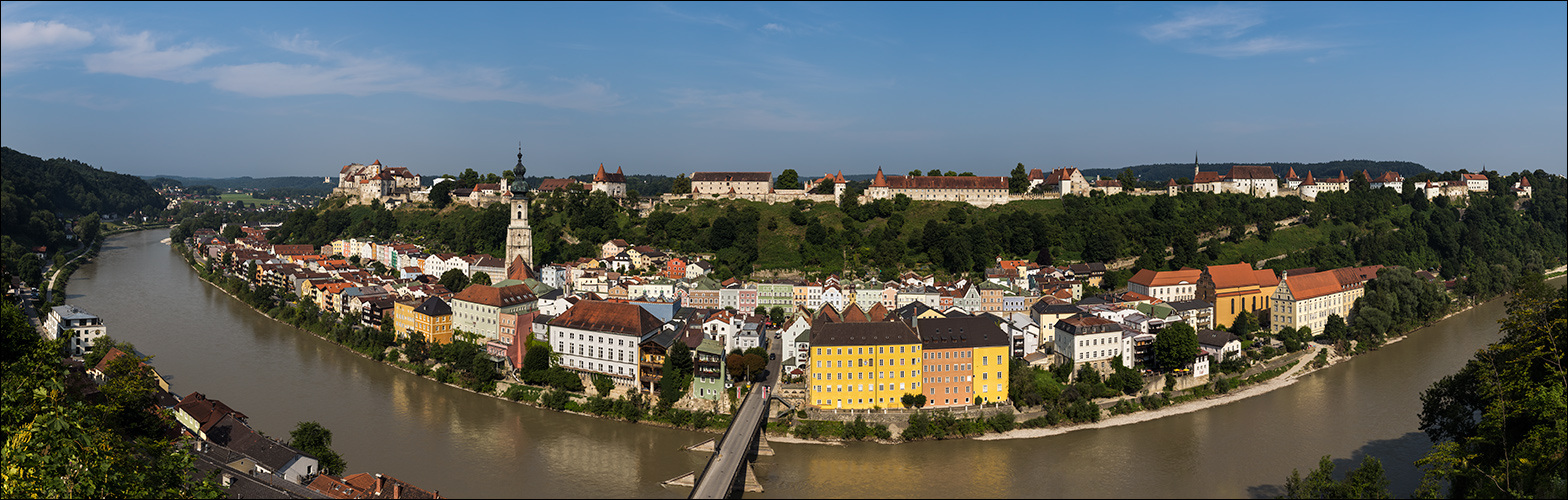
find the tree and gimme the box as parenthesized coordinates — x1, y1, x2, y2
(1009, 163, 1029, 194)
(1282, 455, 1391, 499)
(1414, 284, 1566, 499)
(592, 374, 613, 397)
(775, 169, 801, 190)
(1230, 310, 1258, 338)
(1153, 322, 1199, 372)
(671, 174, 691, 195)
(1322, 314, 1347, 342)
(907, 170, 921, 177)
(927, 169, 942, 177)
(438, 269, 470, 293)
(1117, 168, 1140, 191)
(430, 179, 455, 209)
(290, 421, 347, 476)
(469, 271, 491, 287)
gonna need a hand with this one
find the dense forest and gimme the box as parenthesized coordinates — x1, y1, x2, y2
(2, 147, 167, 287)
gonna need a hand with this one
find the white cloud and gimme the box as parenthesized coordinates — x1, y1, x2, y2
(761, 23, 789, 34)
(667, 88, 848, 132)
(1, 20, 94, 50)
(1142, 6, 1336, 58)
(1142, 6, 1261, 42)
(1, 19, 95, 73)
(83, 31, 222, 81)
(74, 31, 621, 111)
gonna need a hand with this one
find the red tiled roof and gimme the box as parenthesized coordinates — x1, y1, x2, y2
(1283, 271, 1343, 301)
(881, 175, 1007, 190)
(1206, 263, 1272, 289)
(691, 172, 771, 182)
(1226, 165, 1277, 180)
(1129, 268, 1202, 288)
(1461, 173, 1487, 181)
(550, 300, 663, 336)
(593, 164, 627, 183)
(1193, 171, 1224, 183)
(1043, 168, 1080, 185)
(451, 283, 536, 308)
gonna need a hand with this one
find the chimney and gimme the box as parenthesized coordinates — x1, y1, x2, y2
(394, 483, 403, 499)
(376, 473, 385, 495)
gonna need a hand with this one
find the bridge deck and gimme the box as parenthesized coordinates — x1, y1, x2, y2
(689, 385, 770, 499)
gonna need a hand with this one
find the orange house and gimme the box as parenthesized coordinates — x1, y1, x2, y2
(1197, 263, 1279, 328)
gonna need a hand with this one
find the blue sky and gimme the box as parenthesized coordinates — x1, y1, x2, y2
(3, 2, 1564, 179)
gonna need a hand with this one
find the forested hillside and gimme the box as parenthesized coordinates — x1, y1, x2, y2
(2, 147, 165, 285)
(144, 175, 334, 194)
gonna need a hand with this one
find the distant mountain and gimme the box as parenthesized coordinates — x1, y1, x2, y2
(141, 174, 336, 193)
(2, 146, 165, 255)
(1081, 160, 1433, 183)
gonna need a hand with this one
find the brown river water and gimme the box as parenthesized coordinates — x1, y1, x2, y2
(69, 230, 1550, 498)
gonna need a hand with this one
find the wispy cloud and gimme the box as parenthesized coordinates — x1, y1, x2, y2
(666, 89, 848, 132)
(84, 31, 223, 81)
(760, 23, 790, 34)
(1142, 5, 1336, 58)
(76, 31, 622, 111)
(654, 3, 743, 30)
(1, 19, 95, 73)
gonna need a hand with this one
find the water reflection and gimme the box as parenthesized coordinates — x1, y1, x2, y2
(68, 231, 1554, 498)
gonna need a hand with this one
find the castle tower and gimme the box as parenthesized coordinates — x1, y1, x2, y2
(506, 146, 533, 275)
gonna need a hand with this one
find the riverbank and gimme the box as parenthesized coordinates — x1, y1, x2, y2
(978, 271, 1560, 442)
(170, 240, 736, 437)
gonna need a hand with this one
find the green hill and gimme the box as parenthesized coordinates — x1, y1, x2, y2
(3, 147, 165, 245)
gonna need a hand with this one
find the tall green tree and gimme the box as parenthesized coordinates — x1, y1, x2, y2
(1153, 322, 1199, 372)
(1414, 283, 1565, 499)
(1009, 163, 1029, 194)
(1282, 455, 1391, 499)
(775, 169, 802, 190)
(289, 421, 346, 476)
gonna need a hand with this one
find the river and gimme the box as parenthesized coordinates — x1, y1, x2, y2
(70, 230, 1551, 498)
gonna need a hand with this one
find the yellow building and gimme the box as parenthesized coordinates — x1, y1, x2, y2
(393, 297, 454, 344)
(808, 321, 923, 410)
(1271, 266, 1382, 335)
(1197, 263, 1279, 328)
(916, 316, 1011, 407)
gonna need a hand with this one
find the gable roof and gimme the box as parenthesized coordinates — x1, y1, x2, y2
(1193, 171, 1224, 184)
(411, 296, 452, 317)
(174, 392, 247, 434)
(1282, 270, 1343, 301)
(691, 172, 772, 182)
(206, 414, 307, 473)
(1128, 268, 1202, 288)
(882, 175, 1007, 190)
(840, 303, 869, 323)
(1206, 263, 1273, 289)
(915, 316, 1010, 348)
(812, 321, 920, 347)
(1197, 328, 1240, 348)
(451, 283, 536, 308)
(1226, 165, 1277, 180)
(593, 164, 627, 183)
(550, 300, 664, 336)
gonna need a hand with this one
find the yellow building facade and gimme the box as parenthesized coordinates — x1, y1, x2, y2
(393, 297, 454, 345)
(808, 322, 923, 410)
(1197, 263, 1279, 328)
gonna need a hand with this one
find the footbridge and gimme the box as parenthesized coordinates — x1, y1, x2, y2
(686, 384, 771, 499)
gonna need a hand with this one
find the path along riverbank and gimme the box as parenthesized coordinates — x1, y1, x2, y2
(977, 264, 1567, 442)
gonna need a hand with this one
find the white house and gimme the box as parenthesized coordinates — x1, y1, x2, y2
(548, 300, 665, 388)
(45, 304, 106, 357)
(1054, 316, 1129, 376)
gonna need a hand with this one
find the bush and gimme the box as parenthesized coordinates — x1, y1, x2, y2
(503, 385, 541, 402)
(988, 412, 1016, 433)
(1109, 399, 1142, 415)
(540, 389, 570, 410)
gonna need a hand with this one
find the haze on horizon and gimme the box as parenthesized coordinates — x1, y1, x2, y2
(2, 2, 1564, 179)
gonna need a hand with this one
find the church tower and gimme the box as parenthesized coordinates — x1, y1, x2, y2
(505, 146, 533, 276)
